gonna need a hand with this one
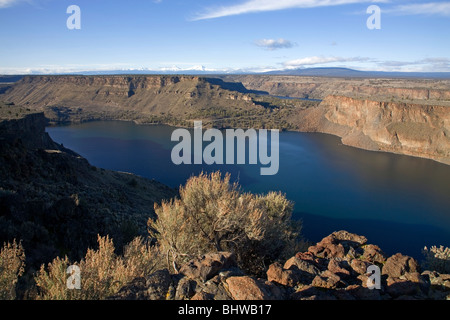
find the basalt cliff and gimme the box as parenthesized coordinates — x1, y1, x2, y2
(1, 75, 449, 165)
(294, 95, 450, 165)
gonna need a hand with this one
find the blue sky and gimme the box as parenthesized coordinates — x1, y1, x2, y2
(0, 0, 449, 74)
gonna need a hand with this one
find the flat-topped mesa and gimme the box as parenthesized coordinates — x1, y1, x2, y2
(19, 75, 200, 89)
(2, 75, 257, 123)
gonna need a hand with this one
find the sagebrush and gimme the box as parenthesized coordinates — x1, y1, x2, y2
(0, 240, 25, 300)
(34, 235, 162, 300)
(149, 171, 303, 275)
(422, 245, 450, 274)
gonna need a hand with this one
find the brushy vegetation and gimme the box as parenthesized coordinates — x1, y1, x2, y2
(422, 245, 450, 274)
(4, 171, 449, 300)
(34, 235, 162, 300)
(149, 171, 304, 276)
(0, 240, 25, 300)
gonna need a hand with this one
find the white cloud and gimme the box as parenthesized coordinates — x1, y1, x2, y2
(387, 2, 450, 17)
(254, 38, 296, 50)
(192, 0, 387, 20)
(0, 0, 21, 8)
(283, 56, 370, 68)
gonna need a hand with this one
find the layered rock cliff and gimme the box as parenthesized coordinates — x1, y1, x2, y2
(222, 75, 450, 104)
(293, 96, 450, 165)
(2, 75, 259, 124)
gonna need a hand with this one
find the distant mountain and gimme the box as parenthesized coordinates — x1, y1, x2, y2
(265, 67, 450, 79)
(2, 67, 450, 79)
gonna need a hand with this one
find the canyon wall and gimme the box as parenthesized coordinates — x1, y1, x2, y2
(1, 75, 449, 165)
(294, 96, 450, 165)
(3, 75, 257, 123)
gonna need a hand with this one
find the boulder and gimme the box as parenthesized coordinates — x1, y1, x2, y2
(308, 231, 366, 259)
(175, 277, 197, 300)
(382, 253, 419, 278)
(179, 252, 236, 281)
(362, 244, 386, 264)
(146, 269, 173, 300)
(226, 276, 275, 300)
(267, 262, 299, 286)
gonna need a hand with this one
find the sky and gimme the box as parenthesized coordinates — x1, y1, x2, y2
(0, 0, 449, 74)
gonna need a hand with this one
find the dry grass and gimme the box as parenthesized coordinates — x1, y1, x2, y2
(0, 240, 25, 300)
(34, 235, 162, 300)
(422, 245, 450, 274)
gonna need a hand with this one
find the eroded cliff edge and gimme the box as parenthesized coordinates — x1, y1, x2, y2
(293, 96, 450, 165)
(1, 75, 449, 165)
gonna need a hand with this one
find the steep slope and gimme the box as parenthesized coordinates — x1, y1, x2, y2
(0, 112, 177, 268)
(2, 75, 259, 124)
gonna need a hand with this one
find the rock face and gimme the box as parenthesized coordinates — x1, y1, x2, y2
(294, 95, 450, 165)
(2, 75, 260, 124)
(221, 75, 450, 103)
(110, 230, 450, 300)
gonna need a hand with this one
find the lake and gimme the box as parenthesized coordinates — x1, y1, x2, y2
(46, 121, 450, 259)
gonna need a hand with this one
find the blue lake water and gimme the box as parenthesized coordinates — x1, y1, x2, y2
(46, 121, 450, 259)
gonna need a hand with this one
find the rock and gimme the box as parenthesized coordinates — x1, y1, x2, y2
(291, 285, 337, 300)
(179, 252, 236, 281)
(345, 284, 381, 300)
(267, 262, 299, 287)
(308, 231, 366, 259)
(327, 258, 351, 279)
(332, 230, 367, 245)
(146, 269, 173, 300)
(382, 253, 419, 278)
(386, 277, 421, 298)
(350, 259, 371, 275)
(190, 291, 214, 300)
(175, 277, 197, 300)
(108, 277, 148, 300)
(362, 244, 386, 264)
(226, 276, 275, 300)
(195, 275, 232, 300)
(312, 271, 343, 289)
(284, 255, 322, 275)
(308, 237, 345, 259)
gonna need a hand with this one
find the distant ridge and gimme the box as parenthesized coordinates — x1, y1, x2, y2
(2, 67, 450, 79)
(264, 67, 450, 79)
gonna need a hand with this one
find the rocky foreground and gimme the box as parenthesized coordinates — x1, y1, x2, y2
(109, 231, 450, 300)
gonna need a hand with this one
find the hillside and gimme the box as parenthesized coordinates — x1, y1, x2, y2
(0, 112, 177, 271)
(2, 75, 314, 130)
